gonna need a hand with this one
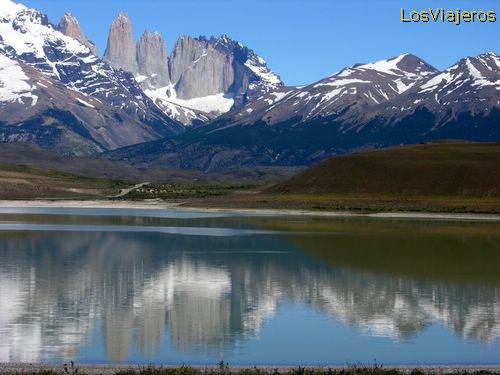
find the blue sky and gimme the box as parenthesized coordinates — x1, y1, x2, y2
(23, 0, 499, 85)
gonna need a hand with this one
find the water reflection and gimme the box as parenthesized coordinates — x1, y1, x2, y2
(0, 220, 499, 363)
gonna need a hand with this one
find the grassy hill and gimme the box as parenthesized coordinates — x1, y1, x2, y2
(271, 142, 500, 198)
(0, 161, 128, 199)
(183, 142, 500, 213)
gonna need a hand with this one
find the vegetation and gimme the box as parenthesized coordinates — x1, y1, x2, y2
(176, 142, 500, 214)
(1, 363, 498, 375)
(0, 161, 129, 199)
(1, 141, 500, 214)
(121, 183, 255, 200)
(270, 142, 500, 198)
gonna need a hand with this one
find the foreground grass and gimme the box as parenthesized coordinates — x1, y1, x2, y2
(0, 161, 129, 199)
(180, 192, 500, 214)
(121, 183, 255, 200)
(270, 142, 500, 198)
(1, 364, 499, 375)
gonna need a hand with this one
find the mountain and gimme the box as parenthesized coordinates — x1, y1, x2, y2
(228, 53, 437, 126)
(106, 53, 500, 171)
(102, 13, 283, 125)
(168, 35, 282, 104)
(371, 53, 500, 123)
(57, 12, 98, 56)
(0, 0, 183, 155)
(136, 30, 170, 88)
(1, 0, 498, 168)
(103, 12, 138, 73)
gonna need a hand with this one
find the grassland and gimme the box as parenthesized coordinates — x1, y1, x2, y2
(271, 142, 500, 197)
(122, 183, 255, 200)
(0, 161, 128, 199)
(178, 142, 500, 214)
(1, 142, 499, 214)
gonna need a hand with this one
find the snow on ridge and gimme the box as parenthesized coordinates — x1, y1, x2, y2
(356, 54, 410, 75)
(418, 53, 500, 94)
(76, 97, 95, 108)
(145, 84, 233, 120)
(419, 71, 454, 92)
(314, 78, 371, 89)
(244, 54, 281, 87)
(0, 0, 27, 19)
(0, 54, 37, 106)
(0, 1, 90, 63)
(465, 58, 483, 80)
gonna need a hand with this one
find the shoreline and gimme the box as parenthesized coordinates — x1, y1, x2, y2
(1, 363, 500, 371)
(0, 199, 500, 222)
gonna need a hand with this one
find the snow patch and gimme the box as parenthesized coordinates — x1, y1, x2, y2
(0, 1, 90, 73)
(466, 58, 483, 80)
(146, 85, 234, 114)
(314, 78, 371, 88)
(357, 54, 410, 75)
(244, 60, 281, 86)
(0, 54, 37, 106)
(419, 71, 454, 92)
(76, 97, 95, 108)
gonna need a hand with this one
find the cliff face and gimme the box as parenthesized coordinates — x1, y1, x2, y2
(171, 37, 234, 99)
(168, 35, 282, 102)
(57, 12, 98, 56)
(103, 12, 138, 73)
(101, 16, 283, 102)
(101, 15, 283, 123)
(168, 36, 206, 85)
(137, 31, 170, 88)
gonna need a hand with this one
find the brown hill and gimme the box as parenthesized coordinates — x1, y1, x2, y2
(271, 142, 500, 198)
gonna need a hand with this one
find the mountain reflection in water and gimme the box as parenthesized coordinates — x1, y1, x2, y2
(0, 216, 499, 364)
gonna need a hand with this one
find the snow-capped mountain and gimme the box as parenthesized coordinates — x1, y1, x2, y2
(147, 35, 282, 125)
(0, 0, 183, 155)
(379, 52, 500, 120)
(228, 53, 437, 126)
(57, 12, 98, 56)
(107, 53, 500, 171)
(149, 35, 283, 125)
(1, 0, 498, 168)
(102, 14, 283, 125)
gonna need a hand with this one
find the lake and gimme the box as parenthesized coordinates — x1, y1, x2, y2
(0, 207, 499, 366)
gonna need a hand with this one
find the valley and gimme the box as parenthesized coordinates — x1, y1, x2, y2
(0, 0, 498, 214)
(1, 142, 499, 214)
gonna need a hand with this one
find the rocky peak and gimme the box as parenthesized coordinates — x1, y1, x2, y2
(57, 12, 98, 56)
(136, 30, 170, 87)
(349, 53, 438, 79)
(415, 53, 500, 101)
(104, 12, 138, 73)
(394, 53, 438, 76)
(168, 35, 208, 85)
(168, 34, 282, 102)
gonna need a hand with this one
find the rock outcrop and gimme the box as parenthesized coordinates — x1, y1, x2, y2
(57, 12, 98, 56)
(169, 35, 282, 103)
(103, 12, 138, 73)
(172, 36, 234, 99)
(101, 13, 283, 122)
(168, 36, 207, 85)
(137, 31, 170, 88)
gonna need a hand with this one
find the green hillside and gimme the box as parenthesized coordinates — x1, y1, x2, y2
(271, 142, 500, 198)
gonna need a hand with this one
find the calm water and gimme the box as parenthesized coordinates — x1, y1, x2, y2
(0, 207, 499, 365)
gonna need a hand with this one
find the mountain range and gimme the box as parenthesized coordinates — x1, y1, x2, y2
(0, 0, 498, 170)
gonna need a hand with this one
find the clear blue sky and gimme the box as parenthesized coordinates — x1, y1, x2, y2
(23, 0, 499, 85)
